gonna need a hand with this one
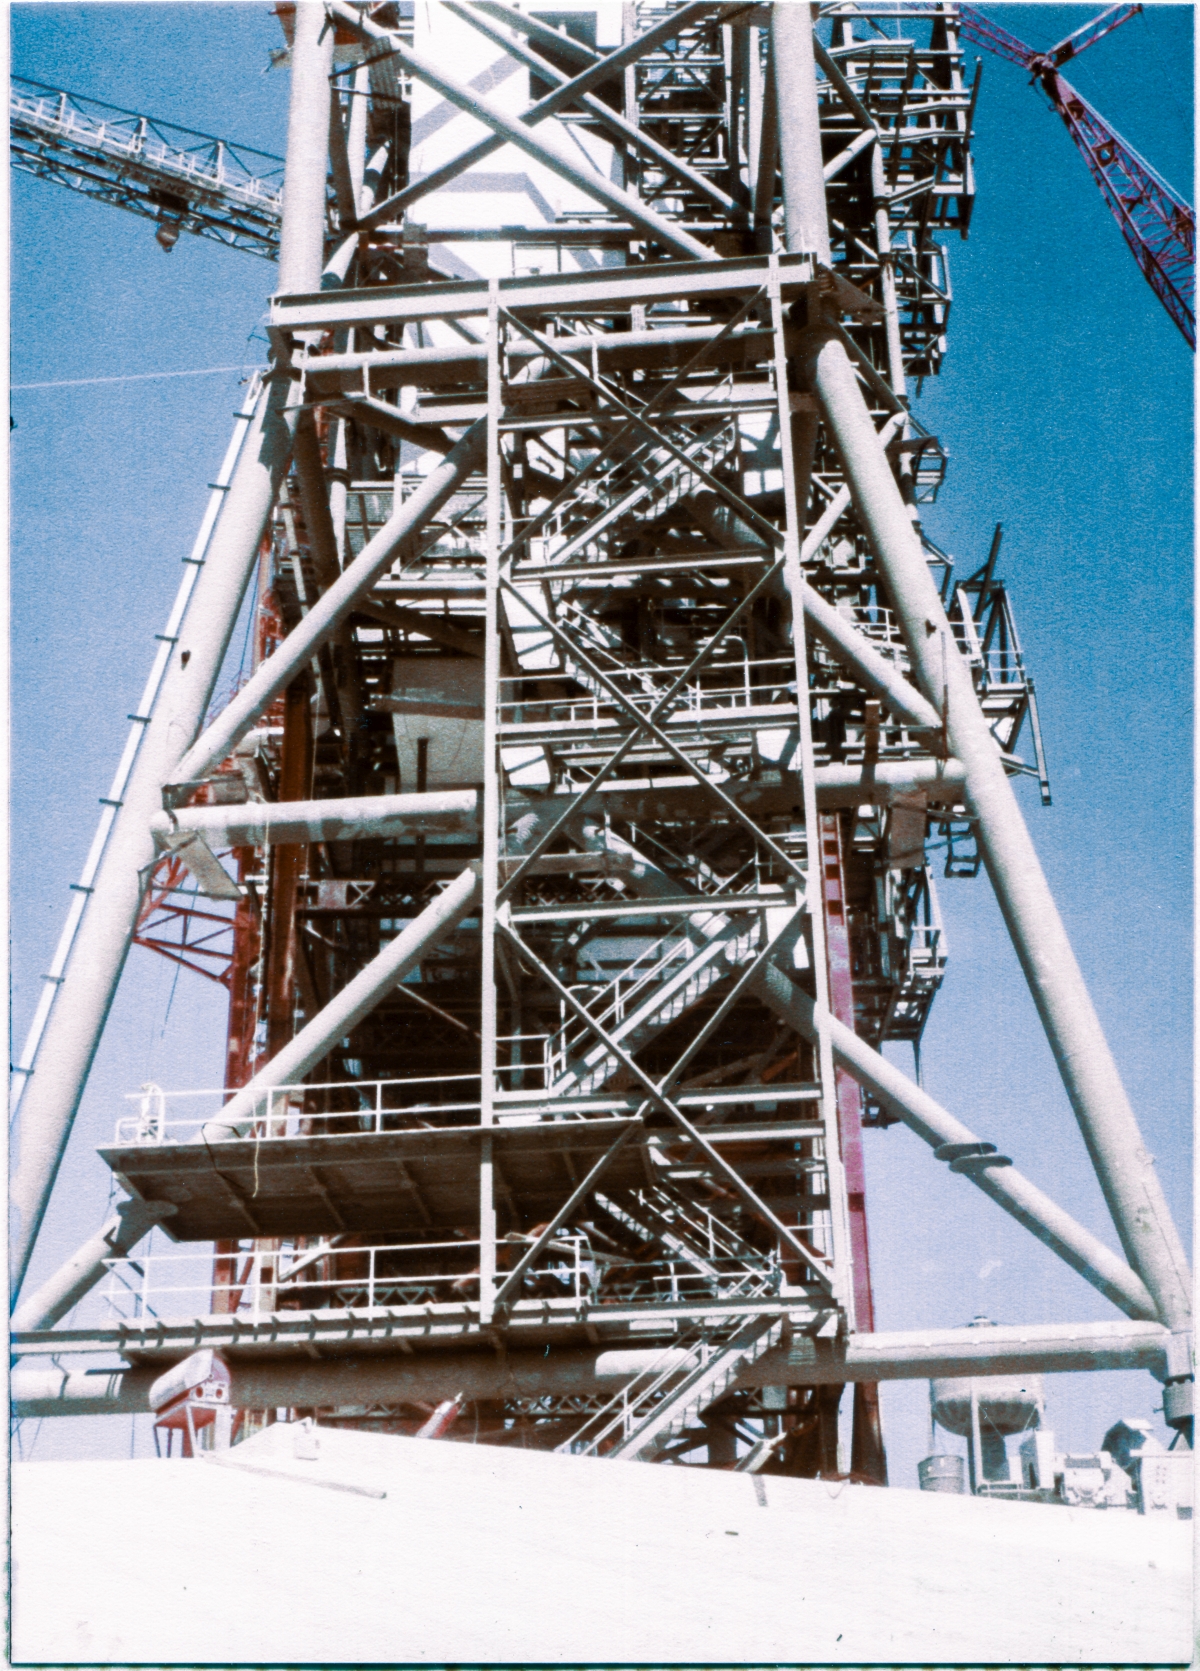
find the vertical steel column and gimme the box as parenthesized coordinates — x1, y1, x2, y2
(284, 7, 356, 766)
(774, 10, 1192, 1333)
(768, 257, 853, 1316)
(212, 558, 273, 1323)
(772, 4, 829, 266)
(819, 815, 874, 1326)
(771, 5, 822, 533)
(752, 37, 778, 251)
(278, 2, 334, 296)
(264, 680, 313, 1055)
(820, 812, 887, 1483)
(870, 145, 905, 396)
(8, 5, 334, 1299)
(477, 282, 502, 1324)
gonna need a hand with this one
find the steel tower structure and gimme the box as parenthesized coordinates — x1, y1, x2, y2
(11, 1, 1192, 1476)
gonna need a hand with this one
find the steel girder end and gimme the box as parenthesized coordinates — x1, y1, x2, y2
(1160, 1328, 1194, 1440)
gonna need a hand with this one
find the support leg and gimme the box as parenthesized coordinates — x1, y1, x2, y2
(772, 5, 1191, 1336)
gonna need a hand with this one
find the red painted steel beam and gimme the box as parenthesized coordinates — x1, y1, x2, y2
(819, 811, 887, 1484)
(1043, 70, 1195, 348)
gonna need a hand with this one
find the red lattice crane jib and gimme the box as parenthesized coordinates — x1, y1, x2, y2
(132, 851, 238, 988)
(952, 3, 1195, 347)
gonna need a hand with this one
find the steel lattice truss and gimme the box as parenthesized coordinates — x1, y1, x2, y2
(950, 3, 1195, 347)
(10, 77, 285, 258)
(1044, 69, 1195, 347)
(11, 1, 1192, 1475)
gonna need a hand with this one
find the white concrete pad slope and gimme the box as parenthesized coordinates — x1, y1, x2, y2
(12, 1423, 1192, 1663)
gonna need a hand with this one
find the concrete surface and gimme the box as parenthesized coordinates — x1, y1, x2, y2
(11, 1421, 1193, 1663)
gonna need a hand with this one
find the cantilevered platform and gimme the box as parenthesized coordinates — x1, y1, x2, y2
(100, 1111, 825, 1241)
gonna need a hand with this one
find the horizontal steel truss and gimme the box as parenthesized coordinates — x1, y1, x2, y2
(9, 77, 285, 258)
(12, 1292, 824, 1363)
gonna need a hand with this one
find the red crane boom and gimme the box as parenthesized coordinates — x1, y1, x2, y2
(953, 3, 1195, 348)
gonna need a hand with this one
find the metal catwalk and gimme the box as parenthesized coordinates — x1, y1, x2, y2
(10, 1, 1192, 1475)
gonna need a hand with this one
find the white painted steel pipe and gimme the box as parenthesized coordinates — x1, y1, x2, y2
(9, 1319, 1171, 1417)
(7, 18, 340, 1301)
(347, 59, 369, 208)
(812, 760, 965, 805)
(151, 790, 479, 850)
(10, 1198, 174, 1334)
(324, 142, 389, 289)
(775, 21, 1191, 1333)
(753, 965, 1157, 1323)
(8, 379, 263, 1129)
(585, 829, 1156, 1323)
(200, 866, 481, 1141)
(800, 582, 941, 732)
(328, 3, 712, 263)
(529, 760, 968, 825)
(686, 490, 940, 732)
(813, 330, 1193, 1328)
(9, 377, 301, 1303)
(772, 7, 831, 266)
(277, 3, 334, 294)
(173, 420, 487, 785)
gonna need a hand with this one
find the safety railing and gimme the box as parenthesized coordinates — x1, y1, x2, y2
(498, 656, 797, 736)
(113, 1073, 483, 1146)
(555, 1331, 707, 1456)
(554, 1296, 779, 1458)
(599, 1255, 782, 1307)
(949, 616, 1027, 687)
(532, 416, 739, 568)
(830, 600, 1026, 693)
(512, 904, 767, 1092)
(10, 85, 284, 211)
(620, 1185, 774, 1266)
(542, 930, 707, 1083)
(907, 921, 947, 975)
(99, 1240, 783, 1324)
(101, 1235, 583, 1322)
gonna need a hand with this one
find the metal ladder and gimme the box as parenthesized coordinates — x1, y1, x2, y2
(595, 1184, 764, 1272)
(548, 911, 761, 1098)
(557, 1311, 785, 1462)
(541, 418, 740, 568)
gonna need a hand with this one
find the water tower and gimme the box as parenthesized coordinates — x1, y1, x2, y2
(926, 1319, 1044, 1493)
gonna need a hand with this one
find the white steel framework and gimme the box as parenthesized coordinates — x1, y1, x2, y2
(10, 1, 1192, 1478)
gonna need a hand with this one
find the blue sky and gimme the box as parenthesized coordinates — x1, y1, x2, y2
(9, 3, 1193, 1480)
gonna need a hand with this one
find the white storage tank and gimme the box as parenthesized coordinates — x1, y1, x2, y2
(930, 1373, 1045, 1439)
(918, 1453, 967, 1494)
(929, 1318, 1045, 1485)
